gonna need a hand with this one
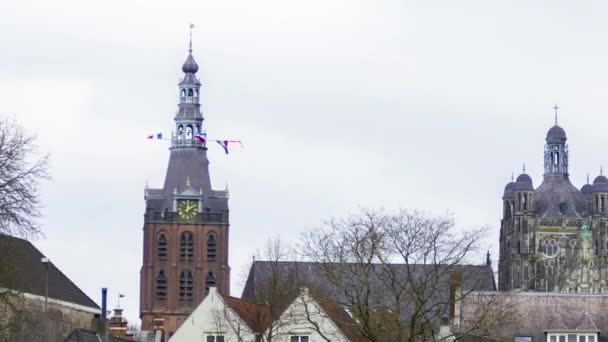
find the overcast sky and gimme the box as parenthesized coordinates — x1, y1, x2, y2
(3, 0, 608, 326)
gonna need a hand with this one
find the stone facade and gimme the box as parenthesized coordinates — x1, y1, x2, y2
(139, 41, 230, 336)
(499, 122, 608, 293)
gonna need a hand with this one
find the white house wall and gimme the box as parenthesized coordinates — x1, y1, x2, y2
(169, 288, 257, 342)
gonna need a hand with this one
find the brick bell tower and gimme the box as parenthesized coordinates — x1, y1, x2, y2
(139, 34, 230, 335)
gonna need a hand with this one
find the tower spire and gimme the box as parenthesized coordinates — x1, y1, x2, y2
(189, 23, 194, 53)
(553, 104, 559, 125)
(522, 163, 526, 173)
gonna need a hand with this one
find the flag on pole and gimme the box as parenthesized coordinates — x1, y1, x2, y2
(194, 133, 207, 144)
(216, 140, 229, 154)
(147, 133, 163, 139)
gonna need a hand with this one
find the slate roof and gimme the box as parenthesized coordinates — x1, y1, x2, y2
(546, 124, 567, 142)
(242, 261, 495, 323)
(460, 292, 608, 341)
(145, 148, 228, 213)
(533, 175, 589, 217)
(64, 329, 133, 342)
(0, 234, 98, 309)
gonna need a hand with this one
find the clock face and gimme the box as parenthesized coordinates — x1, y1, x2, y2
(177, 200, 198, 221)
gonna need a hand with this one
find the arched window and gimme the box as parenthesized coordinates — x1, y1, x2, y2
(181, 89, 186, 97)
(187, 89, 194, 97)
(186, 125, 193, 140)
(179, 271, 193, 300)
(205, 272, 216, 294)
(158, 233, 167, 260)
(195, 89, 199, 98)
(601, 196, 605, 213)
(178, 125, 184, 140)
(207, 234, 216, 260)
(180, 232, 194, 261)
(517, 240, 521, 254)
(542, 239, 558, 257)
(156, 270, 168, 299)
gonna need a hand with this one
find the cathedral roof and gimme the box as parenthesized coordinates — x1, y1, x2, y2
(503, 181, 516, 198)
(514, 173, 534, 191)
(546, 124, 567, 143)
(534, 175, 588, 217)
(592, 175, 608, 192)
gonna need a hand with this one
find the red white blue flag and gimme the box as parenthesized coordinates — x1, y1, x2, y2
(194, 133, 207, 144)
(216, 140, 230, 154)
(147, 133, 163, 139)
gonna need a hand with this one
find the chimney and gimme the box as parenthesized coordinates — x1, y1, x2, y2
(102, 287, 108, 319)
(91, 288, 110, 342)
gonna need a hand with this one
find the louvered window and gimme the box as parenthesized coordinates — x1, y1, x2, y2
(207, 234, 216, 260)
(156, 271, 168, 299)
(179, 271, 193, 300)
(180, 232, 194, 261)
(205, 272, 216, 295)
(158, 234, 168, 260)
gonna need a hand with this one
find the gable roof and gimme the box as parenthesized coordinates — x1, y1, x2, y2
(222, 295, 273, 333)
(242, 261, 495, 322)
(0, 234, 99, 309)
(312, 295, 365, 342)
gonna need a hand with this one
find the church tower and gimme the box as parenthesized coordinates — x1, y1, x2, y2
(499, 112, 608, 293)
(139, 36, 230, 335)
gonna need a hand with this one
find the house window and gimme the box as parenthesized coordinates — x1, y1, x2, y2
(547, 333, 596, 342)
(291, 336, 309, 342)
(207, 234, 217, 260)
(206, 335, 224, 342)
(156, 270, 167, 299)
(158, 233, 167, 260)
(179, 271, 193, 300)
(180, 232, 194, 261)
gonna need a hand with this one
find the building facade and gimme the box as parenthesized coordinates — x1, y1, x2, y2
(139, 42, 230, 335)
(499, 122, 608, 293)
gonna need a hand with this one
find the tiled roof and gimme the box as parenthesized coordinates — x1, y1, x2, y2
(223, 295, 273, 333)
(313, 295, 365, 342)
(0, 234, 99, 309)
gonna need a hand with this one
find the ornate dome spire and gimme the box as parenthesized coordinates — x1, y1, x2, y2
(182, 24, 199, 74)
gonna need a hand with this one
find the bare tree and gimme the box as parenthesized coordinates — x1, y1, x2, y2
(301, 208, 504, 342)
(0, 116, 49, 340)
(0, 116, 49, 238)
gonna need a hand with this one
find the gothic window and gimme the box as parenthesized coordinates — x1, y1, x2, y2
(179, 271, 193, 300)
(158, 233, 168, 260)
(205, 272, 216, 294)
(544, 259, 555, 276)
(156, 270, 168, 299)
(517, 240, 521, 254)
(569, 239, 577, 256)
(180, 232, 194, 261)
(542, 238, 558, 257)
(207, 234, 216, 260)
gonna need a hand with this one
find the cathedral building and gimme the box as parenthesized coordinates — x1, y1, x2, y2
(139, 41, 230, 335)
(499, 120, 608, 293)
